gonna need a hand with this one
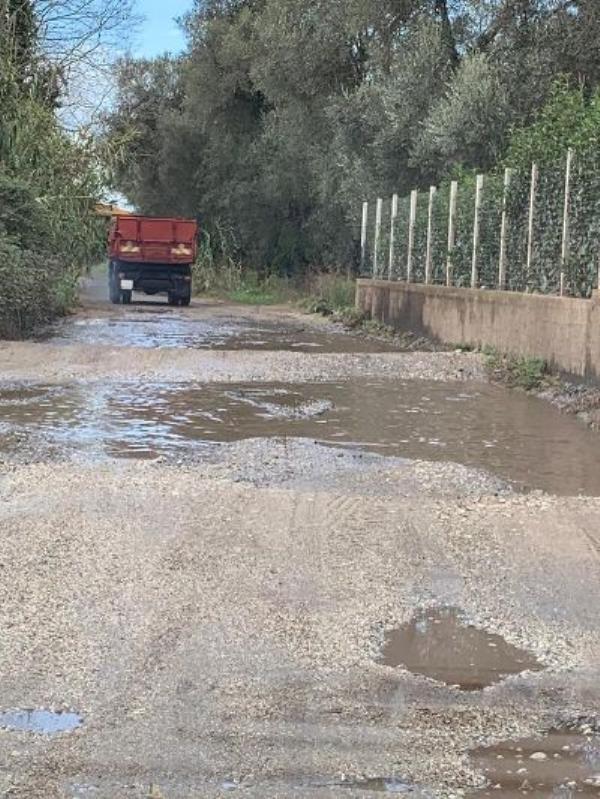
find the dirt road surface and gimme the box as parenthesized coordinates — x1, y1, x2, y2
(0, 276, 599, 798)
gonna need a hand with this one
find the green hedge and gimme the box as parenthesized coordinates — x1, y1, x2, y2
(0, 238, 78, 338)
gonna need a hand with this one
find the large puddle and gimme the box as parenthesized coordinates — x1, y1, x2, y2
(1, 379, 600, 494)
(471, 724, 600, 796)
(378, 608, 542, 691)
(41, 309, 403, 353)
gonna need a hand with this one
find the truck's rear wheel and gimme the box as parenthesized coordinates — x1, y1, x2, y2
(109, 263, 120, 304)
(120, 290, 132, 305)
(180, 289, 191, 307)
(168, 293, 178, 306)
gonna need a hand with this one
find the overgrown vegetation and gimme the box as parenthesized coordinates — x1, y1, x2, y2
(299, 273, 356, 316)
(195, 247, 358, 311)
(190, 219, 357, 307)
(105, 1, 600, 282)
(0, 0, 132, 338)
(484, 348, 549, 391)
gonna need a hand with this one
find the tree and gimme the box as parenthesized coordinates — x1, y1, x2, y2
(413, 53, 512, 175)
(104, 0, 600, 275)
(33, 0, 137, 70)
(7, 0, 37, 72)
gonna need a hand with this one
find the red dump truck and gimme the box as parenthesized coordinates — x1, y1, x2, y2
(108, 215, 198, 306)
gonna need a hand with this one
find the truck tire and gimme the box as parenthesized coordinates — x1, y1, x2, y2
(168, 293, 178, 306)
(180, 296, 191, 307)
(109, 263, 120, 304)
(120, 290, 132, 305)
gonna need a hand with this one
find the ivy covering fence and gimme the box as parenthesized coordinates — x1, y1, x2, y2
(362, 144, 600, 298)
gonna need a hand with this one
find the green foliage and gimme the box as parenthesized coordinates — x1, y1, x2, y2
(104, 2, 600, 277)
(191, 226, 297, 303)
(192, 227, 243, 293)
(0, 0, 107, 337)
(501, 80, 600, 296)
(414, 54, 513, 178)
(227, 282, 282, 305)
(0, 238, 78, 338)
(0, 172, 51, 249)
(374, 77, 600, 298)
(300, 273, 356, 315)
(505, 80, 600, 170)
(485, 348, 548, 391)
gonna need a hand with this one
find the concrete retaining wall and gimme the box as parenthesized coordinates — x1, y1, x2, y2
(356, 279, 600, 381)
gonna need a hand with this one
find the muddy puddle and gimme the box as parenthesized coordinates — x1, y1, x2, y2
(0, 710, 82, 735)
(471, 724, 600, 796)
(1, 379, 599, 494)
(41, 309, 402, 353)
(378, 607, 542, 691)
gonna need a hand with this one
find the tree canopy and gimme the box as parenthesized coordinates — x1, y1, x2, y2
(105, 0, 600, 274)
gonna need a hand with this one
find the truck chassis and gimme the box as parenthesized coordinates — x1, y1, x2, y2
(109, 260, 192, 306)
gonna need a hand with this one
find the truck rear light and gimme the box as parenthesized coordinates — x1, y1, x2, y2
(184, 276, 192, 282)
(118, 272, 126, 279)
(171, 244, 192, 256)
(120, 241, 141, 253)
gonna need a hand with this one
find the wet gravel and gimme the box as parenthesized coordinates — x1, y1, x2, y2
(538, 380, 600, 430)
(0, 341, 484, 385)
(0, 458, 599, 798)
(0, 290, 599, 798)
(183, 438, 514, 499)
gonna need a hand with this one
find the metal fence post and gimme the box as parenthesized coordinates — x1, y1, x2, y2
(560, 148, 574, 296)
(388, 193, 399, 280)
(498, 168, 512, 290)
(446, 181, 458, 287)
(471, 174, 484, 289)
(360, 201, 369, 274)
(373, 198, 383, 278)
(407, 189, 417, 282)
(526, 163, 538, 288)
(425, 186, 436, 285)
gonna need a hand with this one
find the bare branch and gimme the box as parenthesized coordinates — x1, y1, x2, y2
(32, 0, 141, 70)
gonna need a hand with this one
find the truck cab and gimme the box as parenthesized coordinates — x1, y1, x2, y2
(108, 215, 198, 306)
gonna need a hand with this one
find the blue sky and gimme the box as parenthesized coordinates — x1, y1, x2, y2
(134, 0, 192, 58)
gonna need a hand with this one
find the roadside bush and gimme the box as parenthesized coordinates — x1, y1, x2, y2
(0, 172, 51, 250)
(485, 348, 549, 391)
(0, 2, 111, 340)
(301, 273, 356, 315)
(0, 238, 76, 338)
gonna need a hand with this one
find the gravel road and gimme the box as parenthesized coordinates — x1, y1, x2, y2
(0, 342, 483, 385)
(0, 279, 599, 799)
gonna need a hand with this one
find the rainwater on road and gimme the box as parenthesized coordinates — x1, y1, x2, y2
(39, 307, 405, 353)
(0, 378, 599, 495)
(379, 607, 542, 691)
(471, 725, 600, 796)
(0, 710, 82, 735)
